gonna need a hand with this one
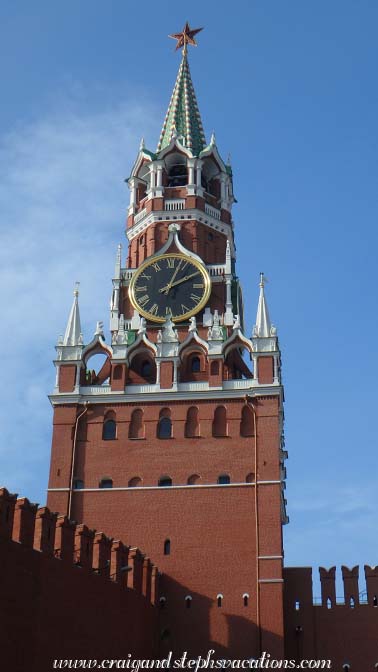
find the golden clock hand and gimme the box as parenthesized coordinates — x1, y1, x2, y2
(161, 259, 183, 295)
(165, 270, 201, 289)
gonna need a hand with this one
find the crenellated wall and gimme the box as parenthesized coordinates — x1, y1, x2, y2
(284, 565, 378, 668)
(0, 488, 160, 672)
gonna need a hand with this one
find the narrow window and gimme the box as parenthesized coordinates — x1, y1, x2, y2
(160, 628, 170, 641)
(128, 476, 142, 487)
(129, 408, 144, 439)
(73, 479, 84, 490)
(218, 474, 230, 485)
(103, 419, 116, 440)
(113, 364, 122, 380)
(217, 594, 223, 608)
(212, 406, 227, 437)
(349, 597, 355, 608)
(158, 416, 172, 439)
(295, 600, 300, 611)
(159, 476, 172, 487)
(159, 597, 166, 609)
(326, 598, 332, 609)
(164, 539, 171, 555)
(185, 596, 192, 609)
(210, 360, 219, 376)
(373, 595, 378, 607)
(187, 474, 200, 485)
(185, 406, 199, 438)
(243, 593, 249, 607)
(99, 478, 113, 489)
(240, 405, 254, 437)
(342, 665, 350, 671)
(246, 472, 255, 483)
(191, 356, 201, 373)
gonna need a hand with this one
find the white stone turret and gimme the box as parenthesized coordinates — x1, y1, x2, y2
(254, 273, 273, 338)
(63, 283, 82, 346)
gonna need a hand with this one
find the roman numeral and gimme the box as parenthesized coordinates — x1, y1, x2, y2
(193, 283, 204, 289)
(152, 262, 161, 272)
(150, 303, 159, 316)
(190, 294, 201, 303)
(165, 307, 172, 315)
(166, 258, 175, 269)
(140, 273, 151, 281)
(139, 294, 149, 308)
(181, 304, 190, 314)
(135, 285, 147, 292)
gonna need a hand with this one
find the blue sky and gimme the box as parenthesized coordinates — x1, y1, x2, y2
(1, 1, 377, 597)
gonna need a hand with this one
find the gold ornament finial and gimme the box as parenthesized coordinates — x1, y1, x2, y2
(169, 22, 203, 54)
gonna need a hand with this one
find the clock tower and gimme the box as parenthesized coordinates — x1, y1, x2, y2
(47, 25, 287, 658)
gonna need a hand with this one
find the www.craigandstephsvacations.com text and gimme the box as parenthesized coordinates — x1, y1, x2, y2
(52, 651, 332, 670)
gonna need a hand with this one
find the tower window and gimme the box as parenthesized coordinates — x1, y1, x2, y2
(187, 474, 200, 485)
(218, 474, 230, 485)
(373, 595, 378, 607)
(185, 406, 200, 438)
(243, 593, 249, 607)
(168, 163, 187, 187)
(102, 419, 116, 440)
(158, 476, 172, 487)
(212, 406, 228, 437)
(158, 409, 172, 439)
(240, 405, 254, 437)
(191, 356, 201, 373)
(185, 596, 192, 609)
(99, 478, 113, 489)
(159, 597, 166, 609)
(73, 479, 84, 490)
(295, 600, 300, 611)
(141, 360, 152, 378)
(246, 472, 255, 483)
(164, 539, 171, 555)
(217, 594, 223, 608)
(129, 408, 144, 439)
(128, 476, 142, 487)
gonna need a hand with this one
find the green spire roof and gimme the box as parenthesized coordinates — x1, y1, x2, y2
(157, 51, 206, 156)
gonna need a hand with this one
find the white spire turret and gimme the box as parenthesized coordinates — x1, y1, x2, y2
(63, 283, 82, 346)
(254, 273, 272, 338)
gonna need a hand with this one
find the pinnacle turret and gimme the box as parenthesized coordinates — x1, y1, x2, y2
(157, 38, 206, 156)
(254, 273, 274, 338)
(63, 283, 82, 346)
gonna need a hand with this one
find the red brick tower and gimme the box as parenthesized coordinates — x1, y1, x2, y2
(47, 24, 287, 658)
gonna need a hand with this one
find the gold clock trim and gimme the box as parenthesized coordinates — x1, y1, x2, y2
(128, 253, 211, 323)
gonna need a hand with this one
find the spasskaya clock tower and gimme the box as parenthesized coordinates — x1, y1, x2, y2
(47, 24, 288, 658)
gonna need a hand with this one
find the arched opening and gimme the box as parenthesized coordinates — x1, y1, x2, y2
(167, 155, 187, 188)
(103, 412, 117, 440)
(373, 595, 378, 607)
(223, 347, 253, 381)
(295, 600, 300, 611)
(158, 475, 172, 487)
(185, 596, 192, 609)
(185, 406, 200, 438)
(141, 360, 152, 378)
(127, 351, 156, 385)
(158, 408, 172, 439)
(113, 364, 123, 381)
(99, 477, 113, 489)
(84, 352, 110, 386)
(218, 474, 230, 485)
(326, 598, 332, 609)
(349, 597, 355, 608)
(217, 594, 223, 608)
(159, 597, 166, 609)
(246, 472, 255, 483)
(240, 405, 254, 437)
(212, 406, 227, 437)
(128, 476, 142, 488)
(243, 593, 249, 607)
(210, 360, 219, 376)
(187, 474, 201, 486)
(129, 408, 144, 439)
(191, 356, 200, 373)
(164, 539, 171, 555)
(160, 628, 170, 641)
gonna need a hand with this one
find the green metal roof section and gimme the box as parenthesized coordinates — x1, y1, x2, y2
(157, 51, 206, 157)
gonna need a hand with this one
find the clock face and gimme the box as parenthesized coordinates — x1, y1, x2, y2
(129, 253, 211, 323)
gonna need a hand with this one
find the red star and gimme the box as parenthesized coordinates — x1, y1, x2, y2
(169, 22, 203, 51)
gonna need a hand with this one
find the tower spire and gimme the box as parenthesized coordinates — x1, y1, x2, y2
(254, 273, 272, 337)
(63, 283, 82, 346)
(157, 24, 206, 156)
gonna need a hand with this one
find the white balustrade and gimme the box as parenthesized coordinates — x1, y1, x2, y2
(205, 203, 221, 220)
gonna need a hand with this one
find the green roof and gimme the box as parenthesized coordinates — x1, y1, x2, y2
(157, 51, 206, 157)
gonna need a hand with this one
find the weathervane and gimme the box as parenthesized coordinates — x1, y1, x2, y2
(169, 22, 203, 55)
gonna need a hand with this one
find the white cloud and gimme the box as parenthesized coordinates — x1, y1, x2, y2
(0, 87, 160, 502)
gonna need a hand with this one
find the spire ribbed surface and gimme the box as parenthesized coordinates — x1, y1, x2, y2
(63, 288, 82, 346)
(255, 278, 272, 338)
(157, 51, 206, 156)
